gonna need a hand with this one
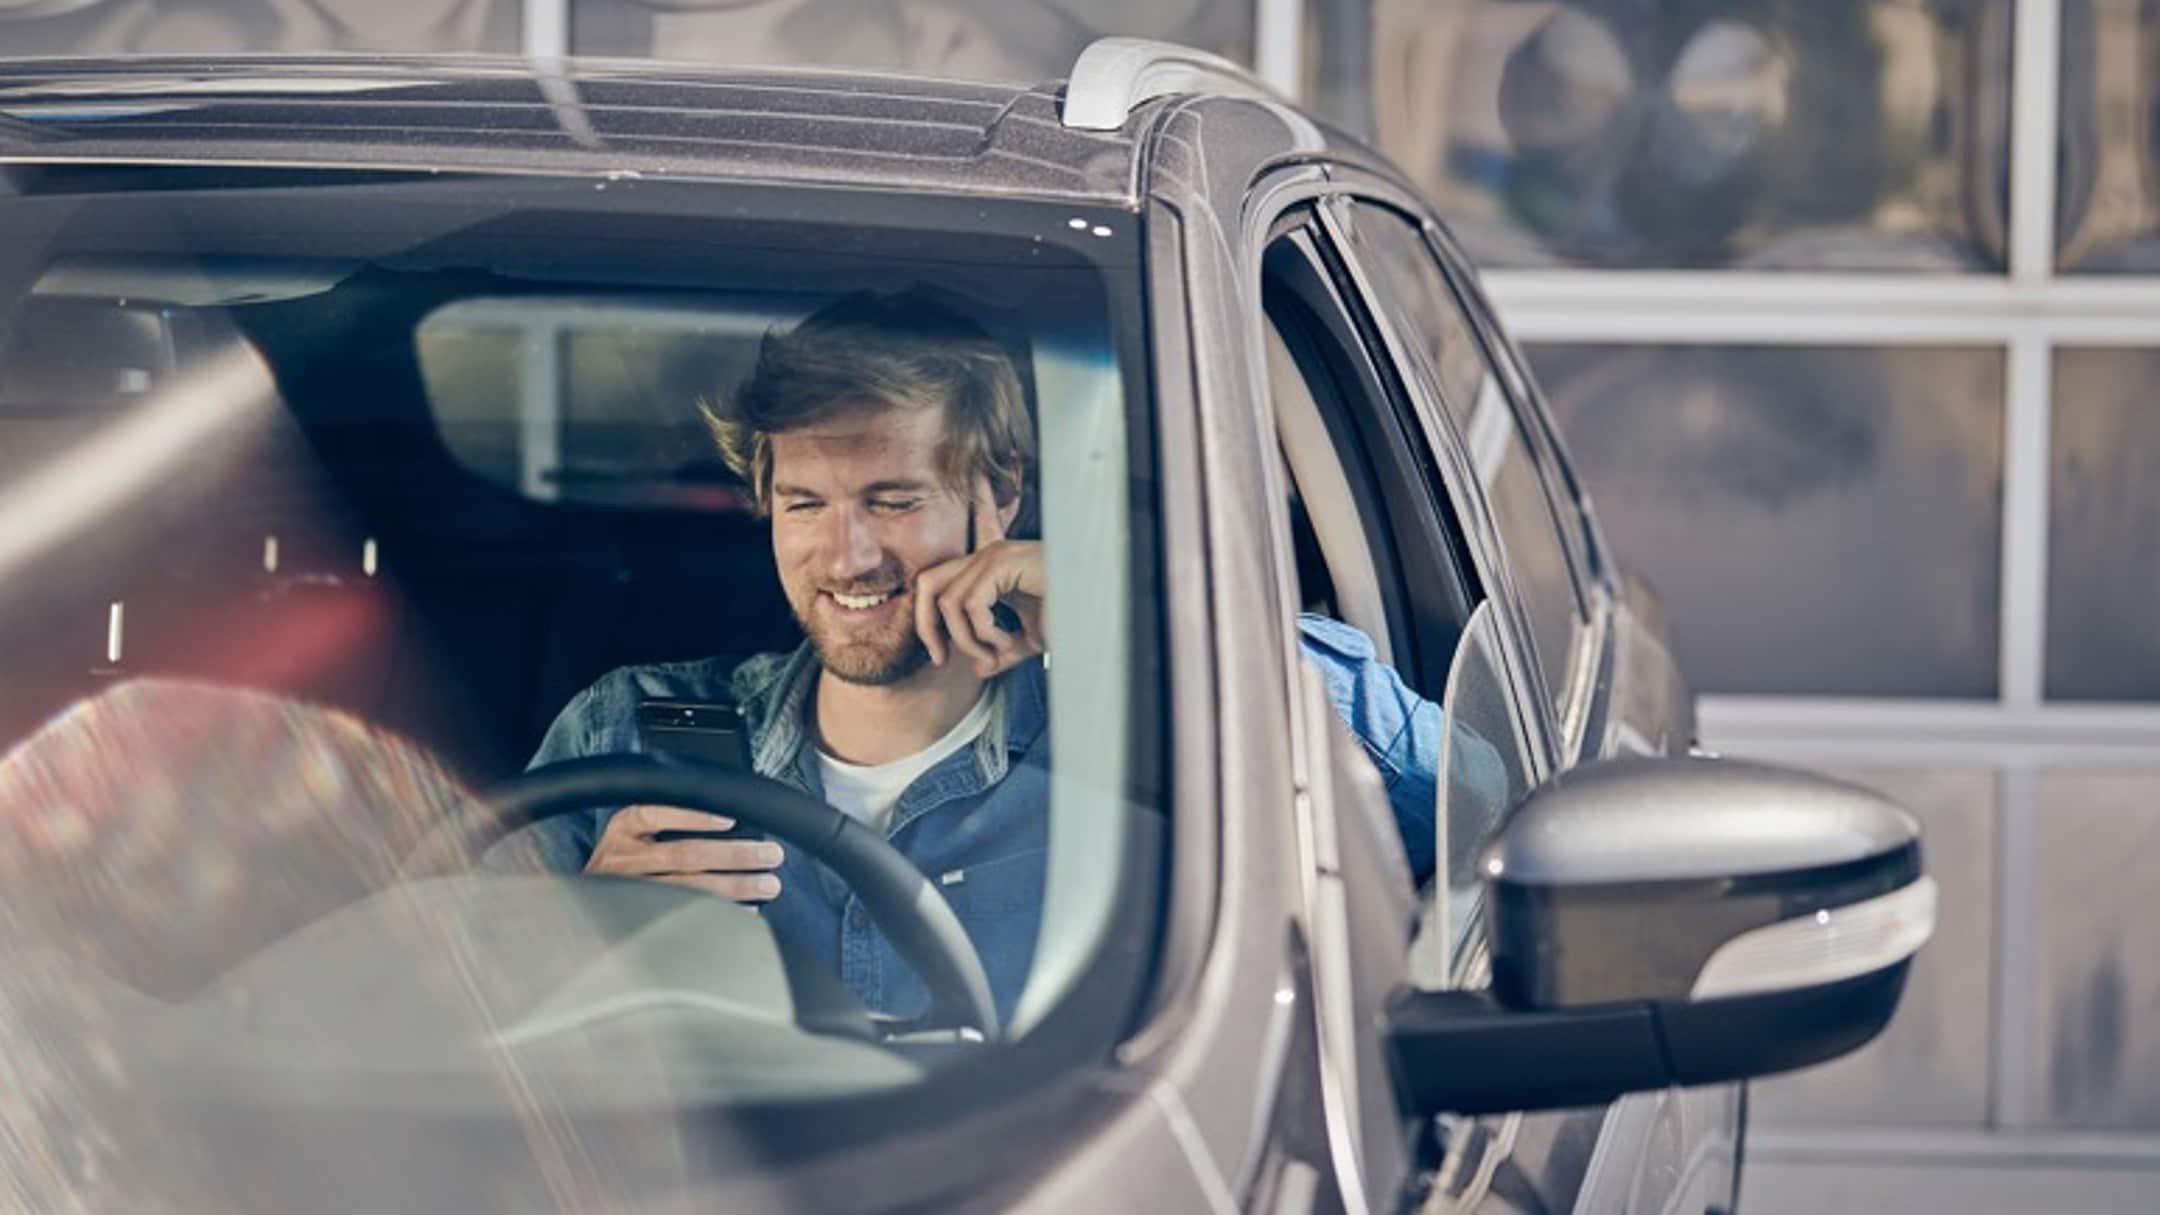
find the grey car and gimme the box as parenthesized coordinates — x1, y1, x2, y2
(0, 40, 1931, 1213)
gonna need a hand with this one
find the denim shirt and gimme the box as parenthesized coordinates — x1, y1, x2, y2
(516, 615, 1495, 1023)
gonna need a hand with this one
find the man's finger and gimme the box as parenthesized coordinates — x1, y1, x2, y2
(617, 804, 736, 837)
(946, 560, 1011, 640)
(938, 590, 998, 670)
(625, 837, 783, 874)
(964, 593, 1022, 677)
(913, 561, 963, 666)
(650, 871, 782, 903)
(594, 835, 780, 876)
(978, 544, 1048, 652)
(964, 583, 1016, 657)
(1010, 593, 1048, 651)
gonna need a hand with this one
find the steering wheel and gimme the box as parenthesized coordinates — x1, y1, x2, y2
(404, 755, 1000, 1040)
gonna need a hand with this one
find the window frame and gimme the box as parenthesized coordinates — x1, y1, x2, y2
(1420, 218, 1617, 754)
(1249, 196, 1557, 796)
(1259, 219, 1480, 699)
(1326, 197, 1589, 716)
(1425, 216, 1615, 599)
(1311, 191, 1579, 764)
(1247, 190, 1561, 1004)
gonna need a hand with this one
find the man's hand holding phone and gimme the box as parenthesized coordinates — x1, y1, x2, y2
(583, 804, 785, 902)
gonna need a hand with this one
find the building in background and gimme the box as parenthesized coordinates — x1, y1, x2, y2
(4, 1, 2157, 1210)
(0, 0, 521, 54)
(0, 0, 1249, 78)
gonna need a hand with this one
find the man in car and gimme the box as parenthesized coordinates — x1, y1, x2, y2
(518, 287, 1482, 1023)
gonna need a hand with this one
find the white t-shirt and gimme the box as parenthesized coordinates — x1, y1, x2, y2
(817, 690, 994, 835)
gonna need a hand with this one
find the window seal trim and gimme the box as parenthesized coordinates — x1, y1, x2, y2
(1320, 178, 1611, 760)
(1310, 192, 1563, 772)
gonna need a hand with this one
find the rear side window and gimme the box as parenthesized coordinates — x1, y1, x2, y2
(1336, 202, 1587, 719)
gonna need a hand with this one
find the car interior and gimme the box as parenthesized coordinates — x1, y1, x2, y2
(0, 194, 1081, 784)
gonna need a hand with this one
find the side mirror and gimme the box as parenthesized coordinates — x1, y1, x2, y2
(1387, 756, 1935, 1116)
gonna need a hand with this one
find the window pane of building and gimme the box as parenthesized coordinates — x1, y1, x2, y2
(577, 0, 1252, 77)
(0, 0, 522, 55)
(2031, 768, 2160, 1129)
(2047, 349, 2160, 700)
(2056, 0, 2160, 270)
(1312, 0, 2013, 271)
(1531, 343, 2005, 698)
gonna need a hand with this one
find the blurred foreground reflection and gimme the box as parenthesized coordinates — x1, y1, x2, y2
(0, 680, 767, 1212)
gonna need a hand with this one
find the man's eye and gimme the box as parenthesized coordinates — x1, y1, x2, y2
(869, 498, 921, 514)
(782, 500, 821, 514)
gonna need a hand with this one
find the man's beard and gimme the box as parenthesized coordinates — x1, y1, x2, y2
(795, 589, 933, 687)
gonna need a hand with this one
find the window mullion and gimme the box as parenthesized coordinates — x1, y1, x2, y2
(2010, 0, 2064, 283)
(1255, 0, 1306, 100)
(2001, 334, 2053, 709)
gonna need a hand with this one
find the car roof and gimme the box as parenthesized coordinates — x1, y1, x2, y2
(0, 55, 1150, 206)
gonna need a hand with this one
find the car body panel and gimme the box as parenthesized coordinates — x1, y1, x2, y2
(1125, 99, 1332, 1198)
(0, 57, 1141, 202)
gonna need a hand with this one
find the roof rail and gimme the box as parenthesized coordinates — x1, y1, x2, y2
(1060, 37, 1282, 131)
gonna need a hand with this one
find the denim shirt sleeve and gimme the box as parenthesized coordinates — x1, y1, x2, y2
(482, 673, 641, 874)
(1295, 613, 1513, 886)
(1297, 614, 1438, 882)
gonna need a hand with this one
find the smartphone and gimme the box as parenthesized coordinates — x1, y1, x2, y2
(635, 697, 759, 841)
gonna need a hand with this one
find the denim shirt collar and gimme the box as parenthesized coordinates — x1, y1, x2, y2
(731, 642, 1049, 832)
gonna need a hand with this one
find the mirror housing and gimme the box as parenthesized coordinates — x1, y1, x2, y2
(1387, 756, 1935, 1116)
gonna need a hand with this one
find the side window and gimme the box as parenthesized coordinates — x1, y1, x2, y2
(1427, 600, 1531, 981)
(1257, 220, 1540, 985)
(1334, 201, 1588, 723)
(1260, 232, 1472, 698)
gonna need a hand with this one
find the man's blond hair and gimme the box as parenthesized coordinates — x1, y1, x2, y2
(703, 288, 1034, 518)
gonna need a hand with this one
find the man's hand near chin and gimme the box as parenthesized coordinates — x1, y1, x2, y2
(912, 538, 1047, 678)
(582, 804, 786, 902)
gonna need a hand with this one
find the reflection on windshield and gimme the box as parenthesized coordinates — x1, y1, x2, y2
(0, 340, 281, 589)
(0, 679, 487, 990)
(0, 680, 506, 1208)
(0, 679, 925, 1209)
(0, 177, 1159, 1204)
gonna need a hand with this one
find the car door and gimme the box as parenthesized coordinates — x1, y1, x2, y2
(1321, 188, 1742, 1215)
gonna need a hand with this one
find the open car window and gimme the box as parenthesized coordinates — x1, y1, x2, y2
(0, 171, 1165, 1186)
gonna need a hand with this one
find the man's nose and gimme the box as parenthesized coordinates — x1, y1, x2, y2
(821, 504, 883, 579)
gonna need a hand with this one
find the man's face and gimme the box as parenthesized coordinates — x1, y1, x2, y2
(768, 400, 975, 686)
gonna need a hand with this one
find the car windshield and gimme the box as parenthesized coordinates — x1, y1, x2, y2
(0, 168, 1162, 1200)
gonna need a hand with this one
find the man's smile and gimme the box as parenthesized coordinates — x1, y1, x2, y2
(826, 587, 901, 613)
